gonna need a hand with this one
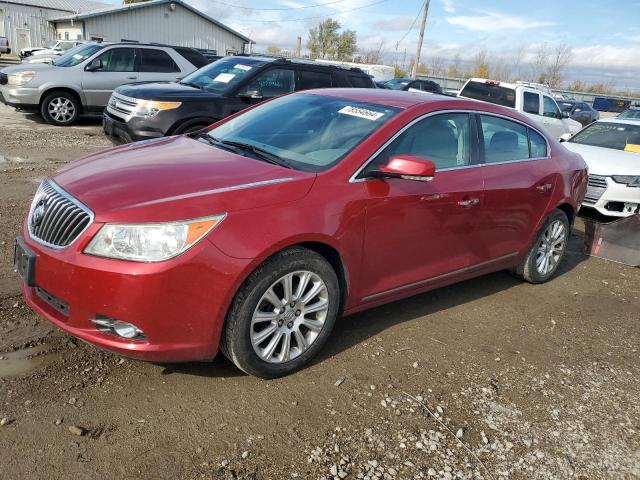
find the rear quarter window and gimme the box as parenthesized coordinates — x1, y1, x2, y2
(173, 47, 209, 69)
(459, 81, 516, 108)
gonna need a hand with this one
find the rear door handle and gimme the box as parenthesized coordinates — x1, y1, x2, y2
(458, 198, 480, 207)
(126, 76, 137, 80)
(536, 183, 553, 193)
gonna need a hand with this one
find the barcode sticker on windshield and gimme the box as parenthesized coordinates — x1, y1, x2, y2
(213, 73, 235, 83)
(338, 106, 384, 121)
(234, 64, 252, 71)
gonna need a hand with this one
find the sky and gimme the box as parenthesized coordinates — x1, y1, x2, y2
(104, 0, 640, 92)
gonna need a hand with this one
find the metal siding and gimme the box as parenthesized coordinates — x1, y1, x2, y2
(84, 3, 245, 53)
(0, 3, 63, 51)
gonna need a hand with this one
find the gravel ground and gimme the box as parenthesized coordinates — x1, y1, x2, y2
(0, 103, 639, 480)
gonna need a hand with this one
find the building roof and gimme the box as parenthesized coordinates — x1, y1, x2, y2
(5, 0, 108, 13)
(50, 0, 252, 43)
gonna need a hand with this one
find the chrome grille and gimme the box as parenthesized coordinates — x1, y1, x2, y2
(106, 92, 140, 121)
(583, 174, 608, 205)
(28, 178, 93, 248)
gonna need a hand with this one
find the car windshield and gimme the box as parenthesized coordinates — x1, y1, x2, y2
(557, 101, 575, 112)
(618, 109, 640, 120)
(53, 43, 104, 67)
(179, 57, 269, 93)
(569, 122, 640, 151)
(206, 93, 400, 172)
(384, 79, 410, 90)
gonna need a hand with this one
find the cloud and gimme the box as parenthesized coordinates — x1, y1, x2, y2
(570, 45, 640, 69)
(373, 15, 417, 31)
(441, 0, 455, 14)
(630, 34, 640, 42)
(446, 13, 555, 32)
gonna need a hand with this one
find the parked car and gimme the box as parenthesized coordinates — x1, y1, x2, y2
(458, 78, 582, 139)
(0, 42, 209, 126)
(561, 118, 640, 217)
(0, 37, 10, 57)
(29, 40, 86, 58)
(19, 40, 75, 58)
(21, 43, 88, 65)
(378, 78, 443, 94)
(103, 56, 376, 142)
(556, 99, 599, 127)
(15, 89, 587, 378)
(618, 107, 640, 120)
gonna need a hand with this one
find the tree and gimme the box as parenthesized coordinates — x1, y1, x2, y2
(546, 44, 572, 88)
(471, 50, 490, 78)
(307, 18, 357, 61)
(266, 45, 283, 56)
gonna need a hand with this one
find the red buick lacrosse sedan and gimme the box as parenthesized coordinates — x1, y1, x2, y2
(15, 89, 587, 378)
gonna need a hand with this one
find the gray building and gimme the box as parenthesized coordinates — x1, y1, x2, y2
(51, 0, 252, 55)
(0, 0, 105, 53)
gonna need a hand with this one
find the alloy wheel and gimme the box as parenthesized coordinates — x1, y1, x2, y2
(535, 219, 566, 276)
(48, 97, 76, 123)
(250, 271, 329, 364)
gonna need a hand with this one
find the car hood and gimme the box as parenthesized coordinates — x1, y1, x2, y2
(563, 142, 640, 176)
(1, 62, 57, 74)
(115, 82, 223, 101)
(52, 135, 316, 223)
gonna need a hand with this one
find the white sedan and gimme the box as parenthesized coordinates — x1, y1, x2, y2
(562, 118, 640, 217)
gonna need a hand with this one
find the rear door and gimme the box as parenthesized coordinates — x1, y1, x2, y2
(297, 68, 332, 91)
(476, 114, 556, 259)
(82, 47, 138, 108)
(137, 47, 183, 83)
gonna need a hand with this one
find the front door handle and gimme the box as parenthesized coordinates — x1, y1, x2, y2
(458, 198, 480, 207)
(536, 183, 553, 193)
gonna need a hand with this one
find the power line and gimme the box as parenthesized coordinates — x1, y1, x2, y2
(396, 0, 424, 47)
(209, 0, 348, 10)
(219, 0, 391, 23)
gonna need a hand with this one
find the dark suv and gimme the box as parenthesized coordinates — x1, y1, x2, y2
(378, 78, 443, 94)
(103, 56, 376, 142)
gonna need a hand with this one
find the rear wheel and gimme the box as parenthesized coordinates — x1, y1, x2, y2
(512, 209, 570, 283)
(221, 247, 340, 378)
(41, 91, 80, 126)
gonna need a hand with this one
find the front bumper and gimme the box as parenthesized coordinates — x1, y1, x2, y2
(582, 174, 640, 217)
(19, 222, 251, 362)
(103, 111, 167, 143)
(0, 85, 40, 111)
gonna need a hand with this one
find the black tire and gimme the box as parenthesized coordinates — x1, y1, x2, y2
(221, 247, 340, 378)
(512, 209, 570, 284)
(41, 91, 80, 126)
(175, 121, 211, 135)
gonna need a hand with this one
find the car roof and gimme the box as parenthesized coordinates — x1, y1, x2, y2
(598, 117, 640, 126)
(232, 55, 369, 74)
(303, 88, 484, 110)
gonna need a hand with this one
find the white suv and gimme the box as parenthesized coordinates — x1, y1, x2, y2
(458, 78, 582, 140)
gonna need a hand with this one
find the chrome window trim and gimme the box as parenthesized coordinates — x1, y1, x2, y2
(349, 109, 551, 183)
(27, 178, 95, 250)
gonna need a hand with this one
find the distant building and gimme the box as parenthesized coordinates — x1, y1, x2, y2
(51, 0, 252, 55)
(1, 0, 252, 56)
(0, 0, 106, 53)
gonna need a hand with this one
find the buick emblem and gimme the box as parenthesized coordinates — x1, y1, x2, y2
(31, 198, 47, 227)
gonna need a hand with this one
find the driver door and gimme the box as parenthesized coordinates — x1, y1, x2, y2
(82, 47, 138, 109)
(357, 112, 485, 301)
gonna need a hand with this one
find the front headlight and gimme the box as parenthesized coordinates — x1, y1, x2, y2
(132, 100, 182, 118)
(84, 215, 226, 262)
(612, 175, 640, 187)
(8, 71, 35, 86)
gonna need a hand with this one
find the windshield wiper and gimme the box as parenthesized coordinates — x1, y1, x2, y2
(215, 139, 294, 169)
(193, 133, 238, 153)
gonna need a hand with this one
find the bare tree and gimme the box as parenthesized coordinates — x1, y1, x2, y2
(428, 56, 446, 76)
(470, 49, 490, 78)
(530, 43, 549, 83)
(546, 44, 572, 88)
(360, 40, 385, 64)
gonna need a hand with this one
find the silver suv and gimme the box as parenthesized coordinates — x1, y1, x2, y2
(0, 42, 208, 126)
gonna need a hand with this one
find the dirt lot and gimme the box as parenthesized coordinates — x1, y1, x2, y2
(0, 103, 639, 480)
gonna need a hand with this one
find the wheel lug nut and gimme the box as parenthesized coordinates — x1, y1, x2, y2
(295, 310, 301, 316)
(290, 302, 295, 308)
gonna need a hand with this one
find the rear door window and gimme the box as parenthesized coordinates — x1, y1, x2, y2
(299, 70, 332, 90)
(348, 75, 373, 88)
(459, 81, 516, 108)
(523, 92, 540, 114)
(479, 115, 530, 163)
(139, 48, 180, 73)
(543, 96, 560, 118)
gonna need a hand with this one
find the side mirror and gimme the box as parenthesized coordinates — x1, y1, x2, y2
(368, 155, 436, 182)
(559, 133, 572, 143)
(560, 111, 570, 119)
(85, 58, 103, 72)
(240, 87, 263, 100)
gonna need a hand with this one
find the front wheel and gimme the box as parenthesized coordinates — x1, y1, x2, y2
(41, 91, 80, 126)
(512, 209, 570, 284)
(221, 247, 340, 378)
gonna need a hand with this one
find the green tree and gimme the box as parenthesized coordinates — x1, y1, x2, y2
(307, 18, 357, 61)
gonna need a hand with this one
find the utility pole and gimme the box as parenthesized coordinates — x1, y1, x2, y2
(295, 36, 302, 57)
(410, 0, 430, 79)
